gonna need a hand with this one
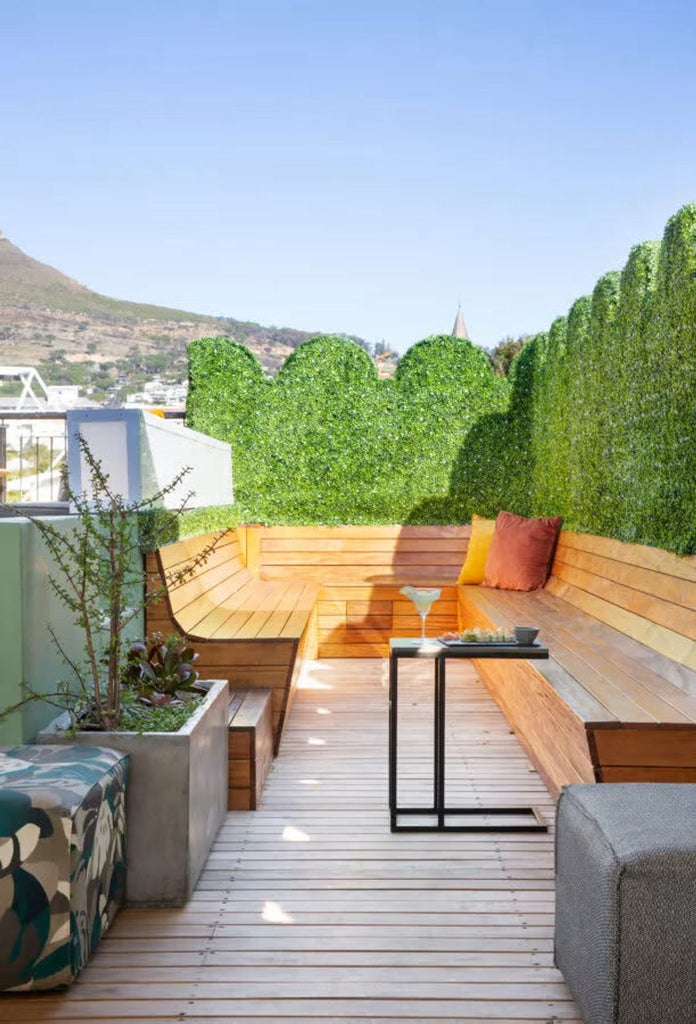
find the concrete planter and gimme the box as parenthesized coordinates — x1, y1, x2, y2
(38, 680, 229, 906)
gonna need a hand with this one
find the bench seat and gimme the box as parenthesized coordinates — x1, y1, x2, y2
(458, 530, 696, 796)
(147, 530, 319, 752)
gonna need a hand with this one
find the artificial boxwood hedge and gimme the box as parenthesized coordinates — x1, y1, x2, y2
(478, 205, 696, 553)
(185, 203, 696, 554)
(187, 334, 508, 524)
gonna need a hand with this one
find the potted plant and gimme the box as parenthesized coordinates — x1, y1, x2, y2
(3, 435, 229, 906)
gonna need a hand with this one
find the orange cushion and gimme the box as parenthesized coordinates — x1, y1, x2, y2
(457, 515, 497, 584)
(483, 511, 562, 591)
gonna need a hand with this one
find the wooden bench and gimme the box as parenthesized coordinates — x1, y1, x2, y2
(146, 530, 318, 752)
(244, 524, 469, 657)
(149, 523, 696, 797)
(457, 530, 696, 796)
(228, 689, 273, 810)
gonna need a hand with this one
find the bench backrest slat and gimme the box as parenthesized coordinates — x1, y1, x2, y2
(550, 532, 696, 672)
(249, 525, 471, 584)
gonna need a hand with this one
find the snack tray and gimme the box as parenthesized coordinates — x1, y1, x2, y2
(438, 638, 540, 647)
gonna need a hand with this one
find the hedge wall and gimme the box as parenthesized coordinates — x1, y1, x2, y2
(490, 205, 696, 553)
(186, 203, 696, 553)
(187, 334, 508, 524)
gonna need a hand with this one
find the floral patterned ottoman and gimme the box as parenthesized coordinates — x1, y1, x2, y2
(0, 744, 129, 991)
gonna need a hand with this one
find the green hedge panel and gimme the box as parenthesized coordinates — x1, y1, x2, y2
(645, 208, 696, 550)
(501, 205, 696, 553)
(185, 204, 696, 554)
(532, 316, 568, 516)
(187, 333, 507, 524)
(609, 241, 660, 540)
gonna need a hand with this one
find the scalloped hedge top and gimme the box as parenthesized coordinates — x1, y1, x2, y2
(186, 203, 696, 554)
(187, 333, 508, 524)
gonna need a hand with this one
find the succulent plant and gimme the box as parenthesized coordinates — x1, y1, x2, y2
(125, 633, 200, 699)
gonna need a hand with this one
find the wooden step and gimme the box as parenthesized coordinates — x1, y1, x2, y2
(228, 688, 274, 810)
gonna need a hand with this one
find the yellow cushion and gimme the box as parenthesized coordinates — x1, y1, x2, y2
(457, 515, 497, 584)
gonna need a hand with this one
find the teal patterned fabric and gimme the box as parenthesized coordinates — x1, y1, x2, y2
(0, 744, 128, 991)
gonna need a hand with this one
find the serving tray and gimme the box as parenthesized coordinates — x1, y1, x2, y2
(438, 638, 540, 648)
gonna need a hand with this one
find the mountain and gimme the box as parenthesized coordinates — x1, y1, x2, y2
(0, 230, 342, 399)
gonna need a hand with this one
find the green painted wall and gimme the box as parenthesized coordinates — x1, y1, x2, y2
(0, 522, 25, 744)
(0, 516, 144, 744)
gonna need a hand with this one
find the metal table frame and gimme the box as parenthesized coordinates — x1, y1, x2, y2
(388, 637, 550, 833)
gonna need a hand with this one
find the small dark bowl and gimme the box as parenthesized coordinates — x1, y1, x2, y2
(514, 626, 539, 645)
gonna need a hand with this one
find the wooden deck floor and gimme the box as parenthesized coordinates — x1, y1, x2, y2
(3, 658, 580, 1022)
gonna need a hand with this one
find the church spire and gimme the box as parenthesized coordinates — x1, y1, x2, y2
(451, 302, 468, 339)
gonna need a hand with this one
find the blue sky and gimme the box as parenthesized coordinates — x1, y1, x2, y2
(3, 1, 696, 351)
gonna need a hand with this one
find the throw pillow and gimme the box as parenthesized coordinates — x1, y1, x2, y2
(457, 514, 497, 584)
(483, 510, 563, 591)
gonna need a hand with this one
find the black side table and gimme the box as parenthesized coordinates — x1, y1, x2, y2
(388, 637, 550, 833)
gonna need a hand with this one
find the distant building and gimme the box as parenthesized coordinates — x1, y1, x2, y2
(46, 385, 83, 408)
(451, 304, 469, 340)
(125, 377, 188, 409)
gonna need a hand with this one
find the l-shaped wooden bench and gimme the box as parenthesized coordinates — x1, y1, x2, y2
(147, 524, 696, 797)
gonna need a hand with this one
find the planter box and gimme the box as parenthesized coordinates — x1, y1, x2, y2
(38, 680, 229, 906)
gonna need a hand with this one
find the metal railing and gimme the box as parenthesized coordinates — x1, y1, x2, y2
(0, 413, 68, 506)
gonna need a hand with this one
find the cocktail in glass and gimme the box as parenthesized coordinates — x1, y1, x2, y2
(400, 586, 441, 644)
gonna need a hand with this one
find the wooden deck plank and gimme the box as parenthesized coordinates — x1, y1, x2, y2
(0, 657, 578, 1021)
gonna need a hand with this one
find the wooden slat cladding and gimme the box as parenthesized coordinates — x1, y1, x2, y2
(550, 531, 696, 669)
(228, 689, 274, 810)
(458, 528, 696, 794)
(157, 531, 318, 643)
(317, 585, 459, 659)
(457, 588, 597, 796)
(146, 559, 301, 750)
(556, 531, 696, 583)
(555, 538, 696, 611)
(250, 524, 471, 585)
(237, 526, 469, 658)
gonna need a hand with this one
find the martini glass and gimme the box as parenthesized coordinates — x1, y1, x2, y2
(400, 586, 441, 644)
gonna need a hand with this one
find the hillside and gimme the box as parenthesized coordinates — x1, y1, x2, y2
(0, 230, 339, 398)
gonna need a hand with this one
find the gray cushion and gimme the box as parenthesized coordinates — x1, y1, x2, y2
(555, 784, 696, 1024)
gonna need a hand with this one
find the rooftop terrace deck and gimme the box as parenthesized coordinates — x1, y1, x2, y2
(3, 658, 580, 1022)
